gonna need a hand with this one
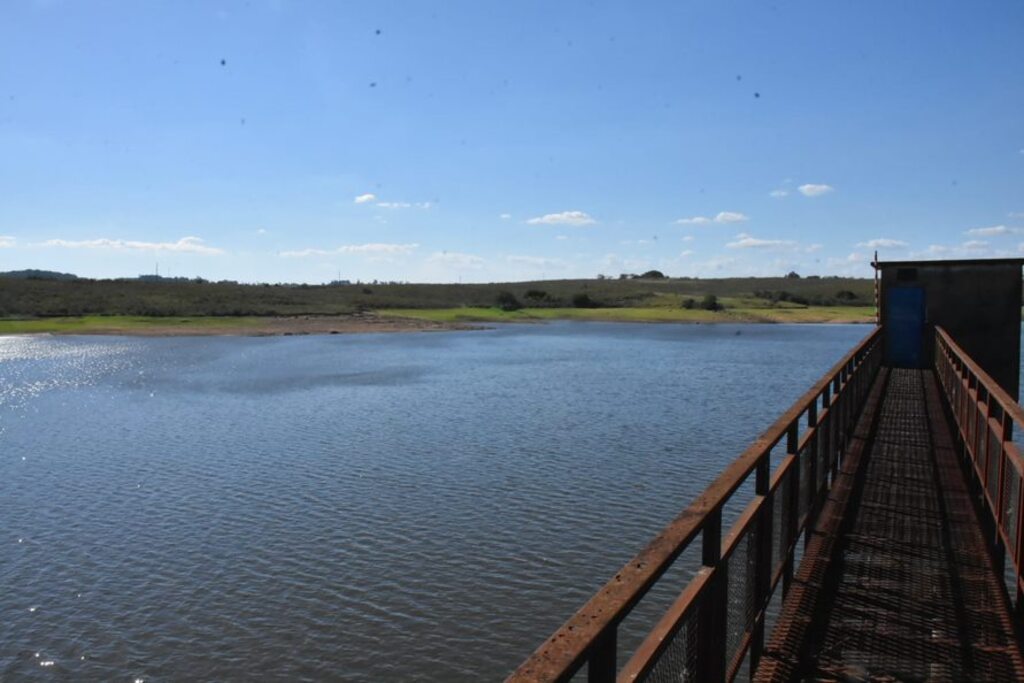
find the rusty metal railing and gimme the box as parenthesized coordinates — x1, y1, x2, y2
(508, 326, 883, 683)
(934, 326, 1024, 606)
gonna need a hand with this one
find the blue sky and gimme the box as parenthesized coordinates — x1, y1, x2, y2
(1, 1, 1022, 283)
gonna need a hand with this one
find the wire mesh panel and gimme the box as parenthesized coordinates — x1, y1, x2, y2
(816, 421, 830, 491)
(772, 473, 791, 581)
(1002, 465, 1020, 558)
(643, 601, 701, 683)
(986, 425, 1001, 504)
(724, 529, 757, 675)
(799, 441, 813, 520)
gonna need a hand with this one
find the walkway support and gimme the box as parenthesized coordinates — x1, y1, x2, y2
(506, 328, 883, 683)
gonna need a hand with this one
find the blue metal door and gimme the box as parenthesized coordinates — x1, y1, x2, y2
(885, 287, 925, 368)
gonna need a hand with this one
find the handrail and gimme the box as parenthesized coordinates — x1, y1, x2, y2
(508, 326, 883, 682)
(934, 326, 1024, 602)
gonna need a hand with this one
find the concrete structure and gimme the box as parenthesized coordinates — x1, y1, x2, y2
(874, 258, 1024, 399)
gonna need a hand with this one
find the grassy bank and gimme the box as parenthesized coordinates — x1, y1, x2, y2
(0, 316, 269, 335)
(386, 305, 876, 324)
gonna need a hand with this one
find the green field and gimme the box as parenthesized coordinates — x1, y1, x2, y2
(386, 305, 875, 324)
(0, 275, 878, 333)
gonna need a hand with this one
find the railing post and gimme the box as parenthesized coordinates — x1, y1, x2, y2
(749, 453, 773, 678)
(588, 628, 616, 683)
(785, 422, 800, 593)
(696, 508, 726, 683)
(805, 394, 821, 550)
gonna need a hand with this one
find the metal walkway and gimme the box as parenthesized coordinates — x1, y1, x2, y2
(757, 368, 1024, 681)
(509, 327, 1024, 683)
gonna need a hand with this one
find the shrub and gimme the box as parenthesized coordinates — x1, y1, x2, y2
(524, 289, 548, 302)
(682, 297, 696, 309)
(572, 293, 598, 308)
(496, 291, 522, 311)
(700, 294, 721, 311)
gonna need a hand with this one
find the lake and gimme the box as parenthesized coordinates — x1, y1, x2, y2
(1, 322, 870, 681)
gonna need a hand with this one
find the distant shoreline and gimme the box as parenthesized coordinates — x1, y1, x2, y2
(0, 306, 875, 337)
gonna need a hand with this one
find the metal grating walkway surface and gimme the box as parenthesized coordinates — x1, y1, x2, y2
(758, 369, 1024, 681)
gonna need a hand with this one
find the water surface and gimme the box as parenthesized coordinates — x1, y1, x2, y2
(0, 322, 869, 681)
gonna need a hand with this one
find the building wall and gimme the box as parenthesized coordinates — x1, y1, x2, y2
(879, 263, 1022, 399)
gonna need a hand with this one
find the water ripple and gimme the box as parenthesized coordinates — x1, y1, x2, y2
(1, 323, 870, 680)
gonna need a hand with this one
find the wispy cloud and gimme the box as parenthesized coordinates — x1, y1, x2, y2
(679, 249, 694, 257)
(506, 255, 567, 268)
(962, 240, 988, 249)
(376, 201, 432, 209)
(1010, 212, 1024, 219)
(806, 243, 824, 253)
(428, 251, 485, 268)
(526, 210, 596, 226)
(965, 225, 1020, 236)
(714, 211, 748, 223)
(280, 243, 419, 257)
(675, 211, 748, 225)
(856, 238, 908, 248)
(798, 183, 834, 197)
(0, 236, 15, 248)
(769, 189, 789, 198)
(353, 193, 376, 204)
(39, 236, 224, 255)
(499, 213, 512, 220)
(726, 232, 796, 249)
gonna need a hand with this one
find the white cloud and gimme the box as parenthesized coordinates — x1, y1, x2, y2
(500, 213, 512, 220)
(798, 183, 834, 197)
(506, 255, 566, 268)
(714, 211, 748, 223)
(555, 235, 569, 240)
(354, 193, 376, 204)
(769, 189, 789, 198)
(428, 251, 485, 268)
(681, 235, 694, 242)
(376, 201, 432, 209)
(526, 210, 596, 226)
(39, 236, 224, 255)
(856, 238, 908, 248)
(966, 225, 1020, 236)
(280, 243, 419, 257)
(962, 240, 988, 250)
(806, 243, 823, 253)
(675, 211, 748, 225)
(256, 228, 268, 235)
(0, 236, 15, 248)
(679, 249, 694, 257)
(726, 232, 796, 249)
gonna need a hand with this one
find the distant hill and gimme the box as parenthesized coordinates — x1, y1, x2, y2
(0, 269, 79, 281)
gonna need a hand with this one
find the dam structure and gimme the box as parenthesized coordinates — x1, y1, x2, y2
(509, 258, 1024, 682)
